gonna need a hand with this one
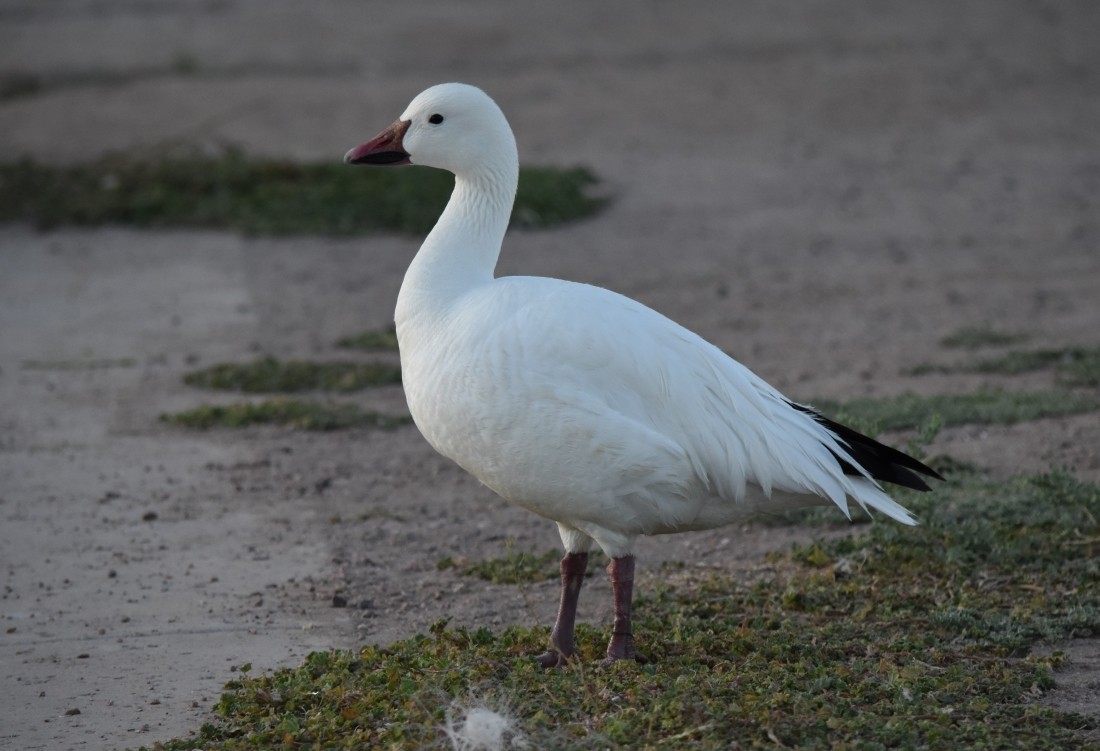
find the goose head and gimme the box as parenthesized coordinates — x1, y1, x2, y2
(344, 83, 518, 179)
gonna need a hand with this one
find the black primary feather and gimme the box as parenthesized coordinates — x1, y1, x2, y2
(787, 402, 945, 492)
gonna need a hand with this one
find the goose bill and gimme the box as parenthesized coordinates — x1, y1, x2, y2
(344, 119, 411, 165)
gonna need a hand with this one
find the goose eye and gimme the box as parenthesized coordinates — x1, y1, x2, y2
(428, 113, 444, 125)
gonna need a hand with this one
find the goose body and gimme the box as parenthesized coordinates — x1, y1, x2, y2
(346, 83, 940, 666)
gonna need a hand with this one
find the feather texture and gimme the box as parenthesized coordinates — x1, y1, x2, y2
(350, 83, 939, 562)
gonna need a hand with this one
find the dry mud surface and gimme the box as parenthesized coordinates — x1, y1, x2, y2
(1, 2, 1099, 748)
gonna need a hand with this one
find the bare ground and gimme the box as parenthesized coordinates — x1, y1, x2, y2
(1, 1, 1099, 748)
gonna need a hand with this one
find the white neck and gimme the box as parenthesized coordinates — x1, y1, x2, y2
(395, 159, 518, 325)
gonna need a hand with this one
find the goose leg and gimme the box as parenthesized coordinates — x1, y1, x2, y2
(537, 551, 589, 668)
(602, 555, 647, 666)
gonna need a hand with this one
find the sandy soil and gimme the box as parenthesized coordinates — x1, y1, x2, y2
(1, 2, 1098, 749)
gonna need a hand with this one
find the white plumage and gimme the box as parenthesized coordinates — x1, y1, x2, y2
(345, 83, 940, 666)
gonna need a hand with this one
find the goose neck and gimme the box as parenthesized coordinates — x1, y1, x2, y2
(399, 164, 517, 303)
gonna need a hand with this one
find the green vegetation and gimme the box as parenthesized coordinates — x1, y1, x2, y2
(0, 151, 605, 235)
(160, 398, 411, 431)
(165, 356, 408, 431)
(439, 548, 572, 585)
(155, 331, 1100, 745)
(909, 346, 1100, 387)
(0, 56, 209, 101)
(941, 327, 1030, 350)
(967, 347, 1100, 387)
(335, 326, 400, 352)
(144, 468, 1099, 750)
(183, 357, 401, 392)
(810, 388, 1097, 434)
(0, 72, 45, 101)
(21, 357, 136, 370)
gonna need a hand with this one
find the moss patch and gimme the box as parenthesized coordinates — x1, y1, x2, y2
(183, 357, 401, 392)
(0, 150, 605, 235)
(334, 326, 400, 352)
(809, 388, 1098, 435)
(0, 58, 208, 101)
(910, 345, 1100, 387)
(940, 326, 1031, 350)
(959, 347, 1100, 387)
(21, 357, 136, 370)
(170, 357, 407, 430)
(438, 548, 570, 585)
(143, 469, 1099, 750)
(161, 398, 411, 431)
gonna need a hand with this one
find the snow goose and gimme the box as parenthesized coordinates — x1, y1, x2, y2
(345, 83, 941, 667)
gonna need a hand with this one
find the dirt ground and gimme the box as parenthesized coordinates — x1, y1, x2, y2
(2, 2, 1099, 749)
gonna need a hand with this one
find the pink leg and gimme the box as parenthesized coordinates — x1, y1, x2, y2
(601, 555, 648, 667)
(537, 551, 589, 668)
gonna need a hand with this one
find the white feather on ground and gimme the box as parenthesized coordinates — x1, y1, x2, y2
(443, 703, 527, 751)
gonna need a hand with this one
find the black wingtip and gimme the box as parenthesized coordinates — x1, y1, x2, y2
(788, 401, 944, 491)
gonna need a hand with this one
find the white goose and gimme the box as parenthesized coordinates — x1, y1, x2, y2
(345, 83, 940, 667)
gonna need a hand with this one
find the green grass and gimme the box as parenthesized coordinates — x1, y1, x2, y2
(0, 150, 605, 235)
(909, 346, 1100, 387)
(0, 57, 208, 101)
(168, 357, 408, 431)
(0, 72, 45, 101)
(438, 548, 581, 585)
(967, 347, 1100, 387)
(160, 398, 411, 430)
(941, 327, 1030, 350)
(21, 357, 136, 370)
(152, 338, 1100, 744)
(183, 357, 402, 392)
(810, 388, 1098, 435)
(335, 326, 400, 352)
(142, 468, 1100, 750)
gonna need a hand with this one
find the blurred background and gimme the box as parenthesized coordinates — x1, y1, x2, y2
(3, 1, 1098, 374)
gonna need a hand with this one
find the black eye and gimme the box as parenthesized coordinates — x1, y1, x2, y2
(428, 113, 444, 125)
